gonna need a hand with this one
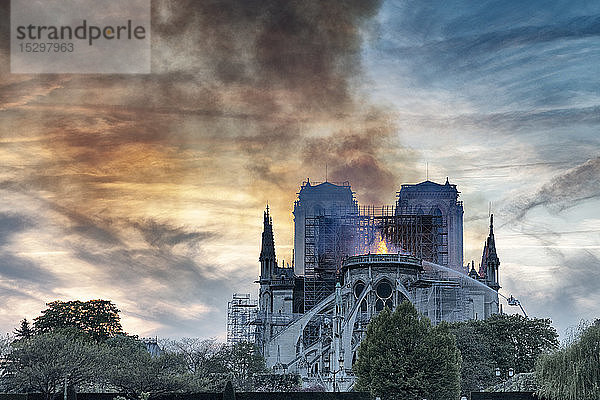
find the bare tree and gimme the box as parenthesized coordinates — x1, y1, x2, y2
(163, 338, 226, 375)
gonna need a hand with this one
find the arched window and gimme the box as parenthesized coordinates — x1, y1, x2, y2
(354, 281, 365, 299)
(376, 280, 393, 299)
(262, 291, 273, 313)
(374, 279, 393, 312)
(360, 299, 367, 313)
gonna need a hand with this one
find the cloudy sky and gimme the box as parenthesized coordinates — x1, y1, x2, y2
(0, 0, 599, 340)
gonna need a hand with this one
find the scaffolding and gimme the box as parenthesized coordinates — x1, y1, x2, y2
(304, 207, 361, 312)
(303, 205, 446, 313)
(412, 264, 482, 324)
(226, 293, 258, 344)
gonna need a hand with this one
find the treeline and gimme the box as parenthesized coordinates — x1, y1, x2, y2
(449, 313, 559, 394)
(4, 299, 598, 400)
(0, 300, 299, 400)
(352, 302, 560, 400)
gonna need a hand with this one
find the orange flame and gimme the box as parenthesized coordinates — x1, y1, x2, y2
(375, 239, 389, 254)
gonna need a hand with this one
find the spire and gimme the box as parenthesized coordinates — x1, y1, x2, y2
(469, 260, 479, 279)
(487, 214, 497, 257)
(260, 205, 276, 261)
(480, 213, 500, 290)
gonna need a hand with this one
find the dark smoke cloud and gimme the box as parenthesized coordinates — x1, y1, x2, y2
(152, 0, 381, 109)
(508, 157, 600, 221)
(302, 110, 403, 204)
(148, 0, 403, 203)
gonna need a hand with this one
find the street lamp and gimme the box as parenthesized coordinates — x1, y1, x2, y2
(333, 356, 344, 392)
(326, 354, 345, 392)
(495, 367, 515, 392)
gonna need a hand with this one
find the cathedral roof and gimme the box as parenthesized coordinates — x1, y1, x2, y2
(400, 178, 458, 192)
(296, 179, 355, 205)
(299, 180, 352, 193)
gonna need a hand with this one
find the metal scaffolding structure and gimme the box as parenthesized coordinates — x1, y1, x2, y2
(304, 207, 361, 312)
(226, 293, 258, 344)
(303, 206, 446, 313)
(412, 264, 484, 324)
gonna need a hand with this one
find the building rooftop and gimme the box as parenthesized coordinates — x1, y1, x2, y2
(400, 178, 458, 192)
(296, 179, 356, 204)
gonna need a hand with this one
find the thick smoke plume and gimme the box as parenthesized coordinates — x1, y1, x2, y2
(510, 157, 600, 221)
(152, 0, 380, 108)
(149, 0, 402, 203)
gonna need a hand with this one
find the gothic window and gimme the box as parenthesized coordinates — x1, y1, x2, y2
(375, 279, 393, 312)
(354, 281, 365, 299)
(376, 280, 392, 299)
(360, 299, 367, 313)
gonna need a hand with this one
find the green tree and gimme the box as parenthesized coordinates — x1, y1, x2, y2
(14, 319, 34, 340)
(354, 301, 461, 400)
(450, 314, 558, 393)
(101, 335, 189, 398)
(536, 320, 600, 400)
(421, 322, 462, 399)
(2, 329, 101, 400)
(0, 333, 11, 358)
(449, 320, 496, 394)
(34, 300, 124, 342)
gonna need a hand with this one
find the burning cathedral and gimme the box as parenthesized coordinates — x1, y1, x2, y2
(227, 178, 502, 391)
